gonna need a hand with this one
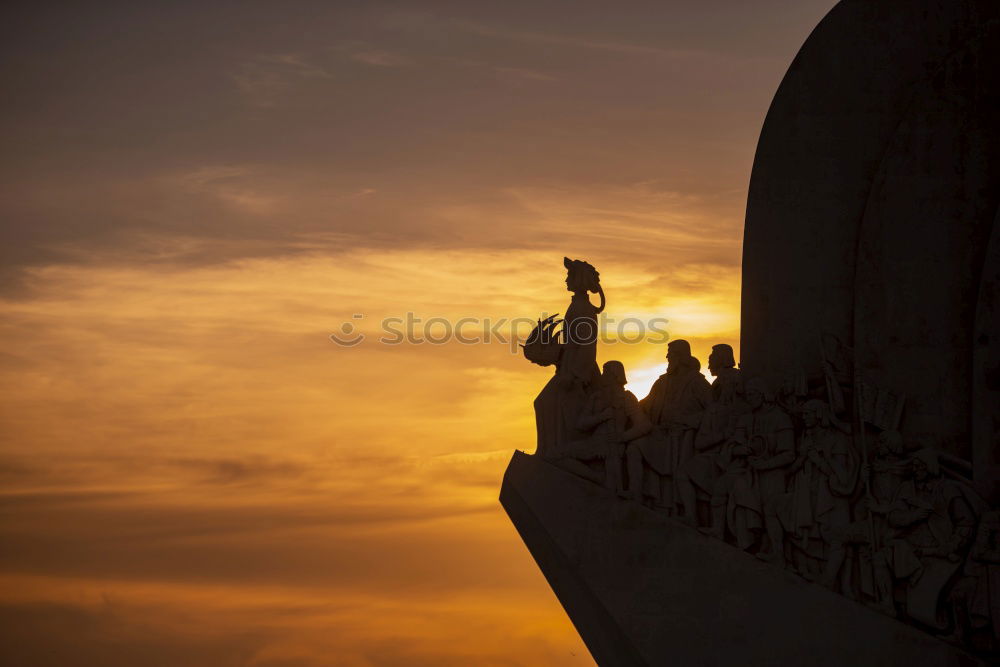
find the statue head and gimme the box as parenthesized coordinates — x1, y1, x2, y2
(876, 430, 904, 458)
(564, 257, 601, 294)
(707, 344, 736, 376)
(745, 378, 772, 409)
(666, 339, 692, 373)
(800, 398, 830, 428)
(602, 360, 627, 387)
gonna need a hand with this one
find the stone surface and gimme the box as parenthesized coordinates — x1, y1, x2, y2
(501, 451, 986, 666)
(740, 0, 1000, 502)
(504, 2, 1000, 663)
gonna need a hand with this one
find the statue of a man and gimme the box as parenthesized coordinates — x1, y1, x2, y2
(702, 378, 794, 550)
(675, 344, 748, 526)
(758, 398, 858, 573)
(626, 339, 710, 511)
(562, 361, 651, 494)
(947, 509, 1000, 651)
(875, 449, 979, 623)
(820, 429, 909, 596)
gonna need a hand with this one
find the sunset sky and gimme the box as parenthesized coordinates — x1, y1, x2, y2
(1, 2, 835, 665)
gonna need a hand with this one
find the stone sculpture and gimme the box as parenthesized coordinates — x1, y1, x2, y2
(507, 1, 1000, 661)
(519, 259, 998, 659)
(628, 339, 709, 511)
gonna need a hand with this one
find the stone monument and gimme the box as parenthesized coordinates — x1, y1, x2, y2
(500, 1, 1000, 664)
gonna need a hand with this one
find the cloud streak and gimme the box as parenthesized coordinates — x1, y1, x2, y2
(0, 1, 837, 663)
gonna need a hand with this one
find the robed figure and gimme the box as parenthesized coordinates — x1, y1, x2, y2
(626, 339, 710, 510)
(526, 258, 605, 460)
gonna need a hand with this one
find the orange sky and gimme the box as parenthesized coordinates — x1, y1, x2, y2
(0, 2, 835, 665)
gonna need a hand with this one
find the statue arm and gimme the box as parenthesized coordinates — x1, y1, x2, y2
(760, 450, 796, 470)
(888, 510, 917, 527)
(623, 418, 651, 441)
(787, 453, 806, 474)
(575, 395, 607, 431)
(623, 397, 652, 441)
(828, 446, 858, 495)
(595, 285, 606, 314)
(694, 425, 722, 452)
(762, 428, 796, 469)
(888, 499, 926, 528)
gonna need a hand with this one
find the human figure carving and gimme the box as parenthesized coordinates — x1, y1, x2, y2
(528, 258, 604, 460)
(702, 378, 794, 550)
(875, 449, 980, 626)
(947, 509, 1000, 652)
(675, 344, 747, 526)
(758, 399, 857, 574)
(819, 430, 908, 605)
(559, 361, 652, 494)
(559, 257, 605, 384)
(627, 339, 710, 511)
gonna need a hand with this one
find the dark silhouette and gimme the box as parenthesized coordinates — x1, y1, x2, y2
(527, 257, 603, 462)
(628, 339, 709, 511)
(505, 0, 1000, 662)
(517, 258, 999, 659)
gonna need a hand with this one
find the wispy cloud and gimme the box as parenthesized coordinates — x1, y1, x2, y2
(337, 42, 413, 68)
(454, 20, 704, 59)
(233, 53, 333, 107)
(493, 66, 557, 82)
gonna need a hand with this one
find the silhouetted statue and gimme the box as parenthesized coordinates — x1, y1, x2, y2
(561, 361, 652, 494)
(703, 378, 794, 550)
(517, 261, 1000, 659)
(505, 2, 1000, 657)
(676, 344, 747, 526)
(527, 258, 605, 460)
(627, 339, 710, 511)
(560, 257, 605, 384)
(759, 399, 858, 575)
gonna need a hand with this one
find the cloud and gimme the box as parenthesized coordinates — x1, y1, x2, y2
(493, 66, 557, 82)
(337, 42, 413, 68)
(0, 2, 837, 663)
(452, 19, 707, 59)
(233, 53, 333, 107)
(0, 600, 271, 667)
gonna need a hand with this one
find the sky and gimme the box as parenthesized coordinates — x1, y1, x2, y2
(0, 1, 835, 665)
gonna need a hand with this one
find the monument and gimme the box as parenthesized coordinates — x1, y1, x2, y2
(500, 1, 1000, 664)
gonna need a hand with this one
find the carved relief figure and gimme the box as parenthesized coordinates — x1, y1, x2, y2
(877, 449, 981, 626)
(703, 378, 794, 550)
(519, 261, 999, 659)
(560, 361, 651, 494)
(627, 339, 710, 511)
(759, 399, 858, 575)
(819, 429, 907, 608)
(528, 258, 605, 460)
(675, 344, 747, 527)
(947, 509, 1000, 651)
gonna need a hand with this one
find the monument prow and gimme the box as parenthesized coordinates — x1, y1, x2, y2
(502, 0, 1000, 663)
(501, 451, 986, 666)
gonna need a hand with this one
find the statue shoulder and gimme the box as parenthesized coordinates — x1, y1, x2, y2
(647, 374, 668, 394)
